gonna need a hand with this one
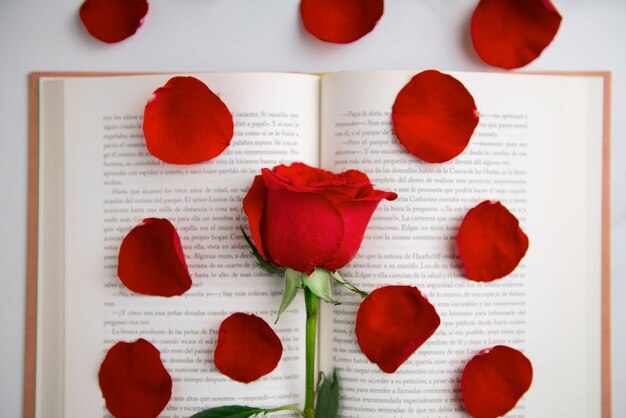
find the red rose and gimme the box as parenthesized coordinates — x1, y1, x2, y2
(243, 163, 397, 273)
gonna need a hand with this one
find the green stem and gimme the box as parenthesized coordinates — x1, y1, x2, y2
(303, 287, 319, 418)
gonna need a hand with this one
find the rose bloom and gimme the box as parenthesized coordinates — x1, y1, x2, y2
(243, 163, 397, 273)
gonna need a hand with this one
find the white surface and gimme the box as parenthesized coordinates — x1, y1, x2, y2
(0, 0, 623, 417)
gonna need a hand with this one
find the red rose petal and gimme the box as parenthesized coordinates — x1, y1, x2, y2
(262, 168, 346, 273)
(356, 286, 440, 373)
(392, 70, 479, 163)
(242, 175, 269, 259)
(262, 188, 345, 274)
(214, 313, 283, 383)
(456, 201, 529, 282)
(143, 76, 234, 164)
(462, 346, 533, 418)
(118, 218, 192, 296)
(471, 0, 562, 69)
(99, 339, 172, 418)
(324, 199, 380, 271)
(79, 0, 148, 43)
(300, 0, 384, 43)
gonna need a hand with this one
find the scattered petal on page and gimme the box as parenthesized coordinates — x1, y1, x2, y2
(300, 0, 384, 43)
(143, 76, 234, 164)
(99, 339, 172, 418)
(214, 313, 283, 383)
(118, 218, 192, 296)
(79, 0, 148, 43)
(392, 70, 479, 163)
(456, 201, 529, 282)
(355, 286, 440, 373)
(462, 345, 533, 418)
(471, 0, 562, 69)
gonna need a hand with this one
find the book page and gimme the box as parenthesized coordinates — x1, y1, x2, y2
(40, 73, 320, 418)
(318, 71, 603, 417)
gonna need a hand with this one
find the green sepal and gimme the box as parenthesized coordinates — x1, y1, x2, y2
(188, 405, 268, 418)
(330, 271, 369, 298)
(302, 268, 340, 305)
(315, 371, 339, 418)
(240, 227, 285, 275)
(276, 269, 302, 323)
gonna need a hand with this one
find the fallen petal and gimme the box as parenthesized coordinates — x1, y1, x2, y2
(118, 218, 192, 296)
(471, 0, 562, 69)
(143, 76, 234, 164)
(392, 70, 479, 163)
(300, 0, 384, 43)
(462, 345, 533, 418)
(79, 0, 148, 43)
(456, 201, 529, 282)
(356, 286, 440, 373)
(99, 339, 172, 418)
(214, 313, 283, 383)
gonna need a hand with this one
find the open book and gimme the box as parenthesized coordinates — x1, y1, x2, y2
(26, 71, 611, 418)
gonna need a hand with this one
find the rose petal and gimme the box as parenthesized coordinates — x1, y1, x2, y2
(79, 0, 148, 43)
(143, 76, 234, 164)
(274, 162, 334, 185)
(242, 175, 269, 259)
(118, 218, 192, 296)
(471, 0, 562, 69)
(300, 0, 384, 43)
(323, 200, 380, 271)
(456, 201, 529, 282)
(99, 339, 172, 418)
(268, 165, 368, 206)
(392, 70, 479, 163)
(462, 345, 533, 418)
(356, 286, 440, 373)
(262, 185, 345, 273)
(214, 313, 283, 383)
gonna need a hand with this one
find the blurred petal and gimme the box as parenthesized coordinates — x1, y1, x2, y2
(456, 201, 529, 282)
(118, 218, 192, 296)
(143, 76, 234, 164)
(356, 286, 440, 373)
(392, 70, 479, 163)
(214, 313, 283, 383)
(300, 0, 384, 43)
(79, 0, 148, 43)
(98, 339, 172, 418)
(462, 345, 533, 418)
(471, 0, 562, 69)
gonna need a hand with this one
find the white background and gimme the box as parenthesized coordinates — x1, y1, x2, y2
(0, 0, 623, 417)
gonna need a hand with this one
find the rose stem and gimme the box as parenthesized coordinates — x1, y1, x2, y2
(303, 287, 319, 418)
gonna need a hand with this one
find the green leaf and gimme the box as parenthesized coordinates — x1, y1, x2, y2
(330, 271, 369, 298)
(189, 405, 268, 418)
(302, 268, 340, 305)
(276, 269, 302, 323)
(315, 371, 339, 418)
(240, 227, 285, 275)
